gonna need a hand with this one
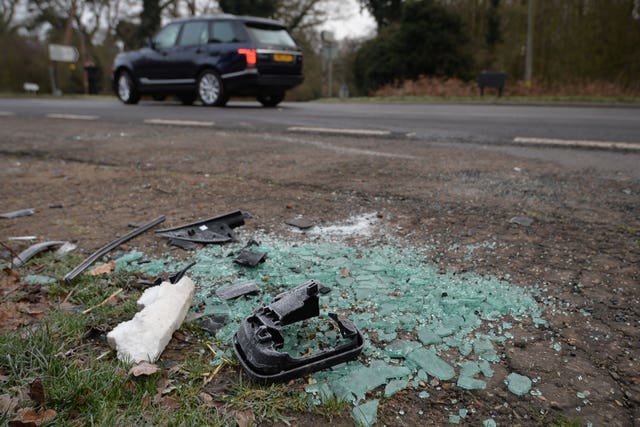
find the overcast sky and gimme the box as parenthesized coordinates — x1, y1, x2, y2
(320, 0, 376, 40)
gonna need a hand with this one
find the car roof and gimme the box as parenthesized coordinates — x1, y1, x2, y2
(169, 14, 287, 28)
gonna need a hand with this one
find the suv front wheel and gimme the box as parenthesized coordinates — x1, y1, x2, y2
(116, 71, 140, 104)
(197, 70, 227, 107)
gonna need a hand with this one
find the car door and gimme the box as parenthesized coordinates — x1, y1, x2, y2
(135, 22, 182, 84)
(170, 20, 209, 82)
(208, 20, 246, 75)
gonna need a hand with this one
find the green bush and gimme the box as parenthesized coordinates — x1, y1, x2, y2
(354, 0, 473, 94)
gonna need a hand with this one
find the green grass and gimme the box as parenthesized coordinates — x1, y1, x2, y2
(0, 252, 347, 425)
(0, 92, 114, 100)
(314, 95, 640, 104)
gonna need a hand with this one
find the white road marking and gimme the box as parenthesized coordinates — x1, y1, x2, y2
(513, 136, 640, 151)
(287, 126, 392, 137)
(0, 111, 15, 116)
(47, 113, 98, 120)
(265, 134, 417, 159)
(144, 118, 215, 127)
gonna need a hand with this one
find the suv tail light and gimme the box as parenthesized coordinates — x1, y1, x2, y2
(238, 48, 257, 68)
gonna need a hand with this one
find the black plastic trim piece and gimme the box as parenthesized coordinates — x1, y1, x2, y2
(63, 215, 165, 283)
(233, 280, 364, 384)
(155, 211, 250, 243)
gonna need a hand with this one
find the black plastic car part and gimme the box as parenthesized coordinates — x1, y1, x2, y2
(63, 215, 166, 283)
(13, 241, 67, 268)
(233, 280, 364, 384)
(155, 211, 250, 244)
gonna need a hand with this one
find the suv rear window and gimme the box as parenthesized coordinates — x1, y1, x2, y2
(245, 24, 297, 48)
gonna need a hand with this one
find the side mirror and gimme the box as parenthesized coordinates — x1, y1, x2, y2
(144, 37, 155, 49)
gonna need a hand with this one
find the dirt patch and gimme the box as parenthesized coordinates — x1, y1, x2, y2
(1, 117, 639, 425)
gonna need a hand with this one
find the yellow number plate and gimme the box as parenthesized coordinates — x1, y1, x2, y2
(273, 54, 293, 62)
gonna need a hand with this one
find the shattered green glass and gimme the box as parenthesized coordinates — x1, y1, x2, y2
(116, 237, 547, 424)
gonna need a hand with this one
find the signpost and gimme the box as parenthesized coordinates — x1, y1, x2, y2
(321, 31, 338, 98)
(48, 44, 80, 95)
(48, 44, 80, 63)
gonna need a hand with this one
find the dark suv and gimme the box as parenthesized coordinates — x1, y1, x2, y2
(111, 15, 303, 107)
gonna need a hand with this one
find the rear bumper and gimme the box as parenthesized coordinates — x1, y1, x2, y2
(222, 69, 303, 93)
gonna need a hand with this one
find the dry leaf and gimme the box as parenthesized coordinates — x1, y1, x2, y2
(160, 395, 179, 410)
(28, 379, 45, 405)
(9, 407, 56, 426)
(234, 408, 256, 427)
(0, 274, 20, 296)
(199, 392, 213, 403)
(153, 377, 168, 404)
(160, 385, 176, 396)
(129, 361, 160, 377)
(87, 261, 116, 276)
(141, 392, 150, 411)
(0, 394, 20, 414)
(124, 381, 136, 393)
(16, 303, 47, 316)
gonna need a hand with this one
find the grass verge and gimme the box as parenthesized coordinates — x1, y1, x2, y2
(0, 252, 349, 425)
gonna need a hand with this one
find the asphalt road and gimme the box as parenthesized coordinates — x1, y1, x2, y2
(1, 97, 639, 147)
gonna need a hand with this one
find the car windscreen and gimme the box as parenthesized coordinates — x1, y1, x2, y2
(245, 24, 297, 48)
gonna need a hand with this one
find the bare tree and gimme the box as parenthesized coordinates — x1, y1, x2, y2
(0, 0, 21, 33)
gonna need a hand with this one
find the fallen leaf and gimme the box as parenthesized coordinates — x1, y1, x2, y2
(16, 303, 47, 316)
(28, 379, 45, 405)
(141, 392, 150, 411)
(160, 395, 179, 410)
(153, 377, 171, 404)
(160, 385, 177, 395)
(129, 361, 160, 377)
(124, 381, 136, 393)
(199, 392, 213, 404)
(0, 274, 20, 296)
(87, 261, 116, 276)
(234, 408, 255, 427)
(0, 394, 20, 414)
(9, 407, 56, 426)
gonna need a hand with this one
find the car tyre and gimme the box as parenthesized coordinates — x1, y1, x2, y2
(116, 70, 140, 105)
(257, 91, 285, 107)
(197, 69, 227, 106)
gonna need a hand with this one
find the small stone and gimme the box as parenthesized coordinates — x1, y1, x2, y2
(449, 414, 460, 424)
(483, 419, 497, 427)
(510, 215, 533, 227)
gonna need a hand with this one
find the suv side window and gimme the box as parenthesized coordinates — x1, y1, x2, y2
(179, 21, 208, 46)
(209, 21, 240, 43)
(154, 23, 181, 49)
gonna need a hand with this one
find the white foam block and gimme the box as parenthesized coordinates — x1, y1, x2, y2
(107, 276, 195, 363)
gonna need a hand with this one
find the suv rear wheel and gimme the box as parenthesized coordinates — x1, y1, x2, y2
(197, 70, 227, 107)
(257, 91, 285, 107)
(116, 71, 140, 104)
